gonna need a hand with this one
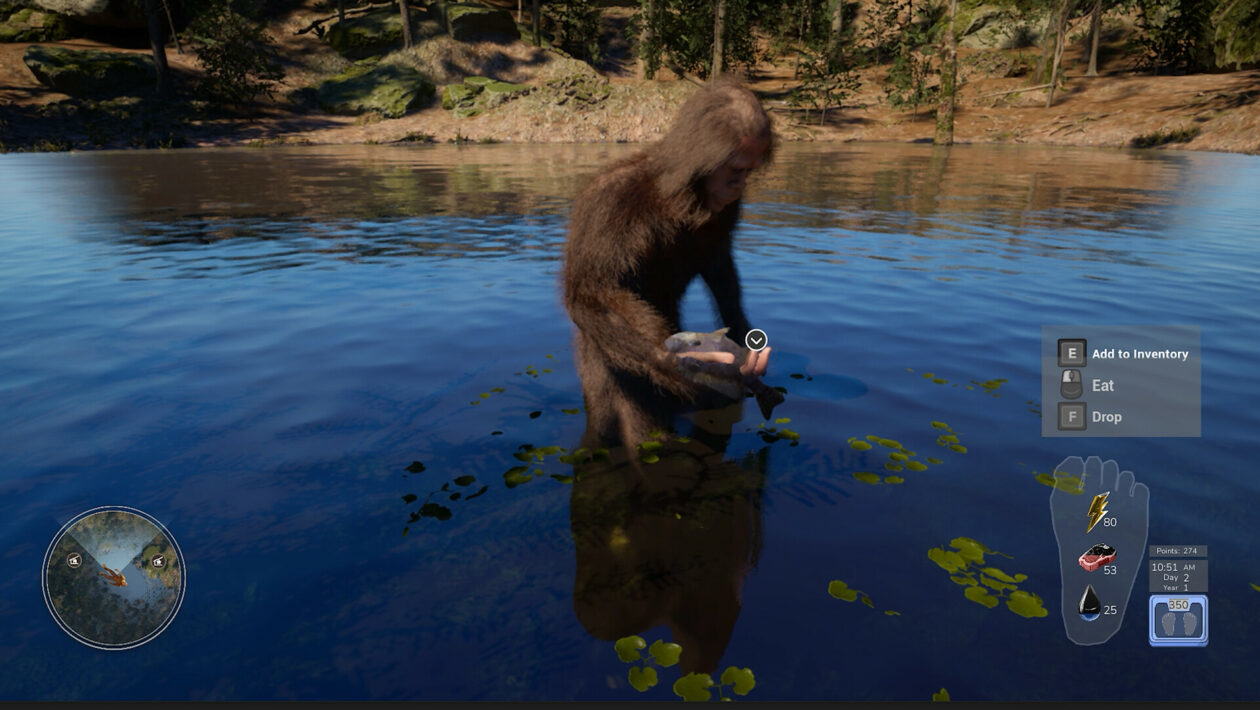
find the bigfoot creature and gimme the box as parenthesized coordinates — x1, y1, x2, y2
(563, 77, 775, 450)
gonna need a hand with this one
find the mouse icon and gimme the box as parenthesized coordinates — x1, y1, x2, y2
(1061, 369, 1082, 399)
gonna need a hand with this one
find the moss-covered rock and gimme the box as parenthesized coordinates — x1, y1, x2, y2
(479, 79, 530, 107)
(952, 0, 1043, 50)
(431, 1, 518, 41)
(1212, 0, 1260, 69)
(326, 8, 405, 59)
(317, 62, 435, 118)
(28, 0, 144, 28)
(462, 75, 494, 89)
(0, 6, 71, 42)
(441, 81, 479, 110)
(23, 45, 154, 96)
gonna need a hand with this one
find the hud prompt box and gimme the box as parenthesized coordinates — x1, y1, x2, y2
(1042, 325, 1201, 437)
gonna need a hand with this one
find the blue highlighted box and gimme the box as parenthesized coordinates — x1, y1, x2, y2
(1149, 595, 1208, 647)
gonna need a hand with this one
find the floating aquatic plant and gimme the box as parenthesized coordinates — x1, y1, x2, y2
(932, 687, 950, 701)
(928, 537, 1047, 618)
(1033, 469, 1085, 494)
(614, 636, 755, 700)
(827, 579, 900, 615)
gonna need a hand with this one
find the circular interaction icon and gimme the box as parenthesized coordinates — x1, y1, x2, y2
(41, 506, 185, 650)
(745, 328, 768, 352)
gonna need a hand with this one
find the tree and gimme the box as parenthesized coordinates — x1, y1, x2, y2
(827, 0, 844, 65)
(1085, 0, 1102, 75)
(399, 0, 413, 49)
(532, 0, 540, 46)
(1044, 0, 1076, 106)
(639, 0, 656, 78)
(712, 0, 728, 75)
(935, 0, 958, 144)
(142, 0, 171, 94)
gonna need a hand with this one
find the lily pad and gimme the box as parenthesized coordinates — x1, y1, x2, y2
(884, 462, 903, 472)
(926, 457, 943, 465)
(850, 440, 873, 451)
(889, 451, 908, 462)
(1005, 590, 1049, 618)
(720, 667, 756, 696)
(885, 475, 905, 484)
(930, 421, 951, 429)
(948, 444, 968, 453)
(827, 580, 859, 602)
(614, 635, 646, 662)
(964, 585, 999, 608)
(453, 475, 476, 486)
(401, 493, 417, 503)
(405, 461, 426, 473)
(906, 461, 928, 472)
(853, 471, 882, 485)
(562, 408, 581, 415)
(674, 672, 714, 702)
(628, 666, 657, 692)
(932, 687, 951, 701)
(649, 639, 682, 667)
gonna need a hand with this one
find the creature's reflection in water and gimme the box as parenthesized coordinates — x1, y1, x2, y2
(569, 401, 766, 675)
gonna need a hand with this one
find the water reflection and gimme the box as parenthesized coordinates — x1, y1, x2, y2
(569, 402, 766, 675)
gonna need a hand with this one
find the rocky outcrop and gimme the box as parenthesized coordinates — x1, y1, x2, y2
(27, 0, 144, 28)
(23, 45, 154, 96)
(317, 62, 435, 118)
(326, 7, 444, 59)
(440, 75, 530, 116)
(953, 0, 1044, 50)
(431, 1, 518, 41)
(0, 5, 70, 42)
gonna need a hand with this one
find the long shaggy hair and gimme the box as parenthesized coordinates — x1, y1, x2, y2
(648, 76, 775, 220)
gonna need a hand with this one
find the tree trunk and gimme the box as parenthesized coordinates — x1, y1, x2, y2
(399, 0, 412, 49)
(712, 0, 727, 77)
(934, 0, 958, 145)
(1086, 0, 1101, 76)
(518, 0, 522, 23)
(1033, 5, 1058, 83)
(337, 0, 345, 22)
(161, 0, 181, 54)
(532, 0, 540, 46)
(827, 0, 844, 67)
(639, 0, 655, 79)
(143, 0, 169, 95)
(1045, 0, 1074, 107)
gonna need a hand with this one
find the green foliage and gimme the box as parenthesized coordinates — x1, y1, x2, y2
(543, 0, 603, 63)
(186, 0, 284, 106)
(932, 687, 951, 701)
(1130, 125, 1200, 147)
(1132, 0, 1216, 73)
(883, 3, 938, 114)
(634, 0, 762, 78)
(789, 46, 862, 124)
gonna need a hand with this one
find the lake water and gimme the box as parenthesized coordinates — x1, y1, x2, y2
(1, 142, 1258, 700)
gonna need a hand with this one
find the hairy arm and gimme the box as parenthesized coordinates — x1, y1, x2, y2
(700, 225, 752, 346)
(564, 164, 700, 400)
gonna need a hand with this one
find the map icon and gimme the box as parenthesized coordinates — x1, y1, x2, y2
(41, 506, 185, 650)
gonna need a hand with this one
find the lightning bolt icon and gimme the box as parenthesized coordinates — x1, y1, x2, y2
(1086, 492, 1110, 533)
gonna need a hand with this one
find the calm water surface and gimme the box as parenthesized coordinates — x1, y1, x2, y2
(1, 143, 1258, 700)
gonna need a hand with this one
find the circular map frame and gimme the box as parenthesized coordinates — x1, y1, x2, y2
(41, 505, 186, 650)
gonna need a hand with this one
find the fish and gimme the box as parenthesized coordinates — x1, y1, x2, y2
(665, 328, 785, 420)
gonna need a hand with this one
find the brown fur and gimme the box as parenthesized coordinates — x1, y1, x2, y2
(563, 78, 774, 449)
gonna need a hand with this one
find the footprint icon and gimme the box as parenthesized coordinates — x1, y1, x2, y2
(1050, 456, 1150, 645)
(1161, 612, 1176, 636)
(1183, 611, 1198, 637)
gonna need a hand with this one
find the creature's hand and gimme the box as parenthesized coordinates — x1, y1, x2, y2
(741, 346, 770, 379)
(676, 350, 740, 378)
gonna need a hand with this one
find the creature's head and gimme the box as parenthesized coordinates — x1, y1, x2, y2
(653, 76, 775, 215)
